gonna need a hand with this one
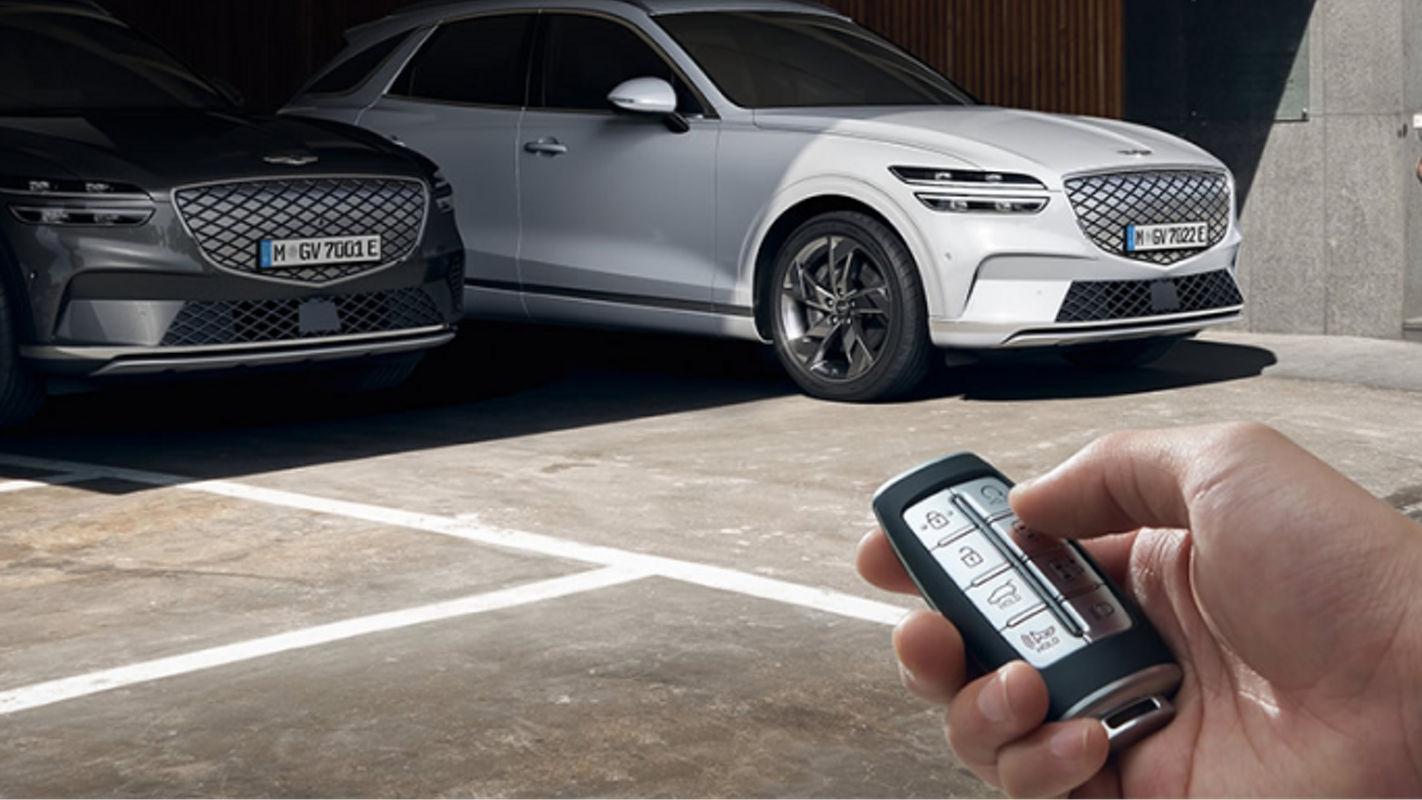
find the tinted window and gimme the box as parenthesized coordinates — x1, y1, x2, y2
(658, 12, 972, 108)
(392, 14, 533, 106)
(538, 14, 701, 114)
(0, 11, 228, 112)
(308, 30, 410, 95)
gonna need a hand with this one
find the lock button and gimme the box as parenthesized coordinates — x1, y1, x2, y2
(904, 490, 975, 550)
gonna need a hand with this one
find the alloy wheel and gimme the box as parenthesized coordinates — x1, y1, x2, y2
(778, 234, 893, 383)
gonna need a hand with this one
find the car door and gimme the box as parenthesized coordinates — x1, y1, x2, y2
(356, 13, 535, 319)
(517, 11, 719, 319)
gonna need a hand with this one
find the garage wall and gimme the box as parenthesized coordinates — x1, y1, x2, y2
(103, 0, 1123, 118)
(1128, 0, 1422, 342)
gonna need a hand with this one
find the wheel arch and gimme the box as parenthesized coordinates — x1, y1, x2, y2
(748, 189, 938, 341)
(0, 238, 37, 342)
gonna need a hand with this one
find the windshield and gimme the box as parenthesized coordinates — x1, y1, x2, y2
(0, 10, 229, 113)
(657, 12, 973, 109)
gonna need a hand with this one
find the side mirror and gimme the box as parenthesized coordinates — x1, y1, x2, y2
(607, 77, 690, 134)
(608, 77, 677, 114)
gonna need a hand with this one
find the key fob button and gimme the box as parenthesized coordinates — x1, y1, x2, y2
(930, 530, 1009, 588)
(989, 515, 1060, 561)
(1065, 589, 1134, 641)
(1004, 606, 1087, 668)
(952, 477, 1014, 519)
(967, 568, 1046, 630)
(904, 490, 975, 548)
(1026, 548, 1101, 599)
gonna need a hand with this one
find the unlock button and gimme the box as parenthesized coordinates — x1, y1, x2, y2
(931, 530, 1007, 589)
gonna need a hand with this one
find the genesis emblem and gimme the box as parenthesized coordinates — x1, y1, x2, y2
(264, 152, 319, 167)
(1118, 148, 1153, 157)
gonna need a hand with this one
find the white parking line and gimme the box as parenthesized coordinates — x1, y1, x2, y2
(0, 453, 908, 628)
(0, 452, 910, 716)
(0, 471, 102, 494)
(0, 566, 647, 716)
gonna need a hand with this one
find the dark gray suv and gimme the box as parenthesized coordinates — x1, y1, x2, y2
(0, 1, 465, 426)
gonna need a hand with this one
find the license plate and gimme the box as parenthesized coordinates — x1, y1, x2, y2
(1124, 222, 1210, 253)
(258, 235, 382, 269)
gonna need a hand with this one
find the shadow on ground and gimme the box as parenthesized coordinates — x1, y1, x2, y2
(0, 324, 1276, 483)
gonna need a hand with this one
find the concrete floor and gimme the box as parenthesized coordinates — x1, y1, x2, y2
(2, 324, 1420, 798)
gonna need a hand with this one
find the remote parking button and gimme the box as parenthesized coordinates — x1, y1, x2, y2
(1004, 606, 1086, 668)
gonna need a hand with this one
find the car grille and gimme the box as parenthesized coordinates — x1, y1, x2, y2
(159, 287, 444, 347)
(1056, 270, 1243, 323)
(1064, 170, 1231, 266)
(173, 177, 427, 283)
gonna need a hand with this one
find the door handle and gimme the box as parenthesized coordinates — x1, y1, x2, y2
(524, 138, 569, 156)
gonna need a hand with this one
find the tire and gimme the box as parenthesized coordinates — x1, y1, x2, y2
(769, 211, 932, 402)
(0, 281, 43, 428)
(1059, 336, 1181, 370)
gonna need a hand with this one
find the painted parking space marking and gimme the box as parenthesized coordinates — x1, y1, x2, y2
(0, 453, 907, 627)
(0, 452, 910, 715)
(0, 471, 102, 494)
(0, 565, 648, 717)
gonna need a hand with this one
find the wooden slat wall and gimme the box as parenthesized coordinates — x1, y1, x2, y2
(101, 0, 1122, 118)
(821, 0, 1123, 118)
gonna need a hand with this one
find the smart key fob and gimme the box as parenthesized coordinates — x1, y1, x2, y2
(872, 453, 1181, 750)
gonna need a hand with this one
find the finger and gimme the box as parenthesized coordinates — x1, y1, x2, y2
(1008, 426, 1234, 539)
(996, 718, 1111, 799)
(856, 528, 918, 595)
(892, 609, 966, 704)
(1074, 530, 1137, 589)
(946, 661, 1050, 780)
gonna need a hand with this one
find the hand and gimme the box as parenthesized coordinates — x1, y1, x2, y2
(858, 422, 1422, 797)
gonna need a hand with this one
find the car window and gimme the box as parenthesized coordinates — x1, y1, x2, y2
(307, 30, 411, 96)
(657, 12, 972, 108)
(390, 14, 534, 107)
(0, 10, 228, 112)
(536, 13, 702, 115)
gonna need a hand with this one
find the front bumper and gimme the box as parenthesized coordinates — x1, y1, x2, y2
(905, 167, 1244, 350)
(25, 327, 454, 377)
(930, 246, 1244, 349)
(4, 181, 464, 378)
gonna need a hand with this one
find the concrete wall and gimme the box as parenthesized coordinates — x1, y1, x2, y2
(1127, 0, 1419, 340)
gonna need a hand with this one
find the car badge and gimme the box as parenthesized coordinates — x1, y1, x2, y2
(264, 152, 319, 167)
(1118, 148, 1153, 157)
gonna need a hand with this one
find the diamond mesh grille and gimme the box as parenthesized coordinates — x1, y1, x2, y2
(173, 177, 427, 283)
(1064, 170, 1231, 266)
(160, 288, 444, 347)
(1056, 270, 1243, 323)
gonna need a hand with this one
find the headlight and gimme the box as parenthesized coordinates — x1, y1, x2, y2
(889, 166, 1046, 189)
(913, 194, 1049, 214)
(431, 171, 454, 214)
(890, 166, 1049, 214)
(2, 176, 154, 227)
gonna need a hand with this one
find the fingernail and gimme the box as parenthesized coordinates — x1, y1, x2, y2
(1049, 722, 1089, 759)
(977, 666, 1013, 723)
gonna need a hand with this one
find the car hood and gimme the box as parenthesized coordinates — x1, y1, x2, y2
(0, 111, 424, 193)
(751, 106, 1224, 186)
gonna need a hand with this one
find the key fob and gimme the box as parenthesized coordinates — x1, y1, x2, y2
(872, 453, 1181, 750)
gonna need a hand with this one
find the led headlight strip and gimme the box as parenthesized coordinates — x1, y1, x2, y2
(891, 166, 1050, 214)
(2, 177, 154, 226)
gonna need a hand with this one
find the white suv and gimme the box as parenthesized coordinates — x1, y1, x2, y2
(288, 0, 1243, 401)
